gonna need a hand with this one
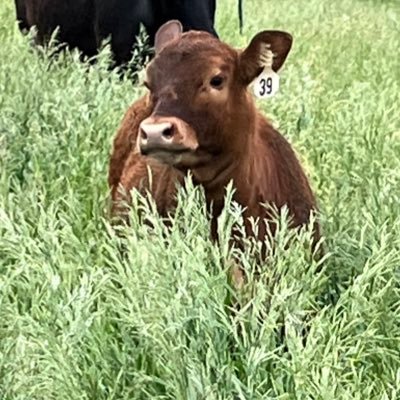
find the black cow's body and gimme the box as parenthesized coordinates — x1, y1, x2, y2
(14, 0, 219, 66)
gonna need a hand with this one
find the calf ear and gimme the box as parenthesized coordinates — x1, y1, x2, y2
(154, 20, 183, 54)
(239, 31, 292, 85)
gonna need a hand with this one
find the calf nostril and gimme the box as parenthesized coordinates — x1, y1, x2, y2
(162, 127, 174, 139)
(140, 128, 148, 140)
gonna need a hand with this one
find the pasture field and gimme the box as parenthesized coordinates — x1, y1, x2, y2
(1, 0, 400, 398)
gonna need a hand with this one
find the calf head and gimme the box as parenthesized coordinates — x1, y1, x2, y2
(138, 20, 292, 180)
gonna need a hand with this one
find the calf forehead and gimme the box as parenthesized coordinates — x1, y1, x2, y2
(148, 33, 236, 81)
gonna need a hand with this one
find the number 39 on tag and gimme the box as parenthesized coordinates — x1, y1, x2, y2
(253, 68, 280, 99)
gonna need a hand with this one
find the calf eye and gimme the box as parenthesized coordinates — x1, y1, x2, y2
(143, 81, 151, 90)
(209, 75, 224, 89)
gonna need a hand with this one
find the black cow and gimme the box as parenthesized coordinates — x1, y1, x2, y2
(94, 0, 220, 65)
(14, 0, 237, 67)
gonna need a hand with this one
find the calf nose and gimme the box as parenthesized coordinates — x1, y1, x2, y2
(138, 117, 199, 157)
(139, 122, 175, 147)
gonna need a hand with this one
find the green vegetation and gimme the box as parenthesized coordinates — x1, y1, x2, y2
(1, 0, 400, 398)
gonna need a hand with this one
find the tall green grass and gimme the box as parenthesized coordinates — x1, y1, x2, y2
(1, 0, 400, 398)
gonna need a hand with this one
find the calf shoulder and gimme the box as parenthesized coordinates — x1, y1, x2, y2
(232, 116, 319, 245)
(108, 95, 152, 196)
(256, 117, 320, 245)
(109, 95, 182, 219)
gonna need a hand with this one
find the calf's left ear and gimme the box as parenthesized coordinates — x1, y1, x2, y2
(239, 31, 292, 85)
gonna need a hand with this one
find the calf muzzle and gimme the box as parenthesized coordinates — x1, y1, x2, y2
(138, 116, 199, 159)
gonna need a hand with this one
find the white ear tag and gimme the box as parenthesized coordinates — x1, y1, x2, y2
(252, 46, 279, 99)
(253, 68, 280, 99)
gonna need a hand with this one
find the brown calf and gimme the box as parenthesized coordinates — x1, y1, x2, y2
(108, 21, 320, 255)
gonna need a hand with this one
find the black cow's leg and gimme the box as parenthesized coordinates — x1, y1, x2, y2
(174, 0, 218, 37)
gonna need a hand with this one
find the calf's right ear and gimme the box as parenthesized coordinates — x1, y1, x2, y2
(239, 31, 292, 85)
(154, 20, 183, 54)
